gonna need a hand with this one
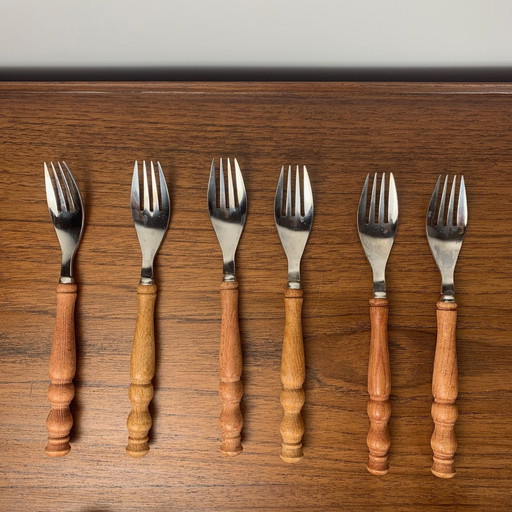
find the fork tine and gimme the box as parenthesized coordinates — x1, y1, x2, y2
(151, 161, 159, 212)
(57, 161, 75, 211)
(219, 159, 226, 209)
(427, 175, 441, 226)
(457, 175, 468, 227)
(131, 161, 140, 210)
(51, 162, 67, 212)
(378, 173, 385, 224)
(158, 161, 170, 214)
(44, 162, 59, 215)
(295, 165, 301, 217)
(368, 173, 377, 223)
(446, 175, 456, 227)
(61, 162, 81, 211)
(303, 166, 313, 214)
(275, 166, 284, 218)
(227, 158, 235, 209)
(437, 175, 449, 226)
(388, 172, 398, 223)
(358, 174, 369, 225)
(234, 158, 245, 205)
(142, 161, 150, 212)
(285, 165, 292, 217)
(208, 159, 217, 209)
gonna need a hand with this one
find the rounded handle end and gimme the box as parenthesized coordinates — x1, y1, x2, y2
(220, 436, 243, 456)
(280, 442, 303, 463)
(367, 455, 388, 475)
(431, 457, 456, 478)
(45, 436, 71, 457)
(126, 436, 150, 458)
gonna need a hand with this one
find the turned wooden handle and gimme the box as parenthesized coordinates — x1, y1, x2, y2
(280, 288, 305, 463)
(431, 301, 458, 478)
(367, 297, 391, 475)
(219, 281, 243, 456)
(126, 284, 157, 457)
(46, 283, 77, 457)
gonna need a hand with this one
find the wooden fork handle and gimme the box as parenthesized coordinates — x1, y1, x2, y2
(219, 281, 243, 456)
(46, 283, 77, 457)
(431, 301, 458, 478)
(126, 284, 157, 457)
(367, 297, 391, 475)
(280, 288, 305, 463)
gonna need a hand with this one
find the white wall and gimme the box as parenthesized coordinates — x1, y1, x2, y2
(0, 0, 511, 68)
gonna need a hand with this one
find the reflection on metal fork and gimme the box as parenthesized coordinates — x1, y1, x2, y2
(207, 158, 247, 282)
(274, 165, 314, 289)
(426, 175, 468, 302)
(131, 161, 170, 285)
(44, 161, 84, 283)
(357, 172, 398, 298)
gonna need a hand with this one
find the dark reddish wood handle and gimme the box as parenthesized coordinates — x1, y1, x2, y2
(46, 283, 77, 457)
(367, 297, 391, 475)
(219, 281, 243, 456)
(126, 284, 157, 458)
(280, 288, 305, 463)
(431, 301, 458, 478)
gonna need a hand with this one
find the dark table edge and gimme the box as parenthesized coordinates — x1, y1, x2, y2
(1, 66, 512, 82)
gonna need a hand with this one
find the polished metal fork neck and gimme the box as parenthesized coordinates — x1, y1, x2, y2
(282, 238, 302, 289)
(222, 261, 236, 282)
(60, 260, 75, 284)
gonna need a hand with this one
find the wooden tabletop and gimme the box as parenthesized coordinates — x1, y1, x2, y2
(1, 82, 511, 511)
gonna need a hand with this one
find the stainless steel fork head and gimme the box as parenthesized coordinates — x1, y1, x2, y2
(274, 165, 314, 289)
(426, 175, 468, 302)
(207, 158, 247, 282)
(357, 173, 398, 298)
(44, 161, 84, 283)
(131, 161, 170, 285)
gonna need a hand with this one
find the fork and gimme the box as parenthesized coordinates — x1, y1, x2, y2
(207, 158, 247, 456)
(357, 172, 398, 475)
(274, 165, 314, 463)
(43, 161, 84, 457)
(426, 175, 468, 478)
(126, 161, 170, 457)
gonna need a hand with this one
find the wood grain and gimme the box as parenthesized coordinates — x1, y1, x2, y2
(1, 82, 512, 511)
(45, 282, 77, 457)
(126, 284, 157, 457)
(431, 301, 458, 478)
(280, 288, 305, 463)
(367, 297, 391, 475)
(219, 280, 243, 456)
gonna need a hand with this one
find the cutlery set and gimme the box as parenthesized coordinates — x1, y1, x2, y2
(43, 161, 468, 478)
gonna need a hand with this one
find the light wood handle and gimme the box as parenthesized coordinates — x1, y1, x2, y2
(46, 283, 77, 457)
(219, 281, 243, 456)
(126, 284, 157, 457)
(431, 301, 458, 478)
(280, 288, 305, 463)
(367, 297, 391, 475)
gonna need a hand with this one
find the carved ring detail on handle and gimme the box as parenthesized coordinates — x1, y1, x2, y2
(219, 281, 243, 456)
(431, 301, 458, 478)
(367, 297, 391, 475)
(280, 288, 305, 463)
(46, 283, 77, 457)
